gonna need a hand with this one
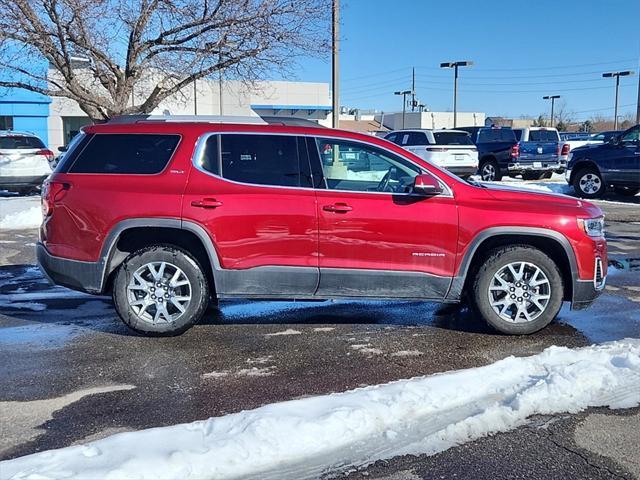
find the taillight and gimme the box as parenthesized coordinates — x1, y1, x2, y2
(511, 143, 520, 159)
(37, 149, 55, 162)
(42, 180, 70, 217)
(560, 143, 570, 155)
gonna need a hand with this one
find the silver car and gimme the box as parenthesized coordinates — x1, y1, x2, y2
(0, 131, 53, 194)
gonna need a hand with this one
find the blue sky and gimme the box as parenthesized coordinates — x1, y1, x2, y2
(296, 0, 640, 120)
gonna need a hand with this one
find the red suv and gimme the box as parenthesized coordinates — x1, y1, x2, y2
(37, 118, 607, 336)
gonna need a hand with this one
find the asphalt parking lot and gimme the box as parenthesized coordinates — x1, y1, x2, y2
(1, 195, 639, 479)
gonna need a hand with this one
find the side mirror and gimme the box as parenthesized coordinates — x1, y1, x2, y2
(413, 173, 443, 196)
(58, 146, 68, 152)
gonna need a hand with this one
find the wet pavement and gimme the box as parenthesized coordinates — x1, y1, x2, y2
(0, 199, 639, 479)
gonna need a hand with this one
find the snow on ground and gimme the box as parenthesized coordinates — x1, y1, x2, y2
(481, 174, 572, 196)
(0, 197, 42, 230)
(265, 328, 302, 336)
(3, 339, 639, 480)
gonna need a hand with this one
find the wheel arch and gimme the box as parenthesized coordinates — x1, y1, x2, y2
(449, 227, 577, 303)
(569, 159, 601, 184)
(100, 218, 221, 295)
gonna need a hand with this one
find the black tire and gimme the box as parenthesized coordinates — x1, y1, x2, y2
(479, 159, 501, 182)
(572, 166, 605, 199)
(613, 186, 640, 197)
(113, 245, 209, 336)
(469, 245, 564, 335)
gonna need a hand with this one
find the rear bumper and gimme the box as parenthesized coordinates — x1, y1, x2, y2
(445, 165, 478, 177)
(0, 175, 48, 188)
(37, 242, 103, 294)
(508, 161, 565, 173)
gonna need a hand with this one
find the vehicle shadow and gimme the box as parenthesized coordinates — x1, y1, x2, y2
(0, 263, 590, 341)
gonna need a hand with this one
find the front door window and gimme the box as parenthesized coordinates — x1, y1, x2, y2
(315, 138, 420, 193)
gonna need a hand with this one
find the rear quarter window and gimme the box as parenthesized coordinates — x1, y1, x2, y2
(68, 134, 180, 174)
(433, 132, 473, 145)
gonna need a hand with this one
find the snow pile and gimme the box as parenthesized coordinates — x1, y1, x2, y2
(2, 340, 640, 480)
(0, 205, 42, 230)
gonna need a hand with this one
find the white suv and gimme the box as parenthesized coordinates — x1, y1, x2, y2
(385, 129, 478, 178)
(0, 131, 53, 194)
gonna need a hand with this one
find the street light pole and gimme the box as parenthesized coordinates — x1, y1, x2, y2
(440, 61, 473, 128)
(603, 70, 634, 130)
(394, 90, 411, 129)
(543, 95, 560, 127)
(332, 0, 339, 128)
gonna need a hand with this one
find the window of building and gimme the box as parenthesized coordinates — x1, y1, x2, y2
(0, 116, 14, 130)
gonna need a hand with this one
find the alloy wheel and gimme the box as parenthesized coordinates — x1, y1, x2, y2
(127, 261, 192, 324)
(481, 163, 496, 181)
(487, 261, 551, 323)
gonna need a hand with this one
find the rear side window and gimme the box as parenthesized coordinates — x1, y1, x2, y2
(0, 135, 45, 150)
(529, 130, 560, 142)
(69, 134, 180, 174)
(433, 132, 473, 145)
(219, 134, 308, 188)
(406, 132, 429, 145)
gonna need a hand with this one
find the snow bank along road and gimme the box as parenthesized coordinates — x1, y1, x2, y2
(2, 340, 639, 480)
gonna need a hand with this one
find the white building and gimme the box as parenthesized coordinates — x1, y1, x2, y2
(47, 78, 331, 149)
(376, 111, 485, 131)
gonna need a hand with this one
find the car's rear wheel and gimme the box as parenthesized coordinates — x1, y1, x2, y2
(573, 167, 605, 199)
(480, 159, 501, 182)
(613, 186, 640, 197)
(469, 245, 564, 335)
(113, 245, 209, 336)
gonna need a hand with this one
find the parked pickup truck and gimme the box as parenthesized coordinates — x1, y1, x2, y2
(511, 127, 563, 180)
(456, 126, 517, 181)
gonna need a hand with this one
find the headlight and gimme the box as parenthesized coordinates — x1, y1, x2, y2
(578, 217, 605, 238)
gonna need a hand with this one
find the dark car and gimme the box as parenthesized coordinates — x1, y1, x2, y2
(457, 126, 517, 181)
(566, 124, 640, 198)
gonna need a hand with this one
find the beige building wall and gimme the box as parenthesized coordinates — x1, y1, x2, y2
(47, 74, 331, 149)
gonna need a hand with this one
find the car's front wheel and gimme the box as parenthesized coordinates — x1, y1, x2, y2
(113, 245, 209, 336)
(573, 167, 605, 199)
(470, 245, 564, 335)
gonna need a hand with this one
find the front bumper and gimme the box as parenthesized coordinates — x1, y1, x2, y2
(37, 242, 103, 294)
(572, 256, 606, 310)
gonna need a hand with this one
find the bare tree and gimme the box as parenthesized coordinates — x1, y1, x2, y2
(0, 0, 330, 121)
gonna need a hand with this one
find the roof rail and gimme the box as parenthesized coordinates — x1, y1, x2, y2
(107, 115, 267, 125)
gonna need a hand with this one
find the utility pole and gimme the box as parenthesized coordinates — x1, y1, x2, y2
(636, 70, 640, 124)
(193, 79, 198, 115)
(543, 95, 560, 127)
(603, 70, 634, 130)
(394, 90, 411, 129)
(411, 67, 416, 112)
(440, 61, 473, 128)
(332, 0, 339, 128)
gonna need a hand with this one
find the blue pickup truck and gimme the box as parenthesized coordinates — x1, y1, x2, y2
(566, 124, 640, 199)
(511, 127, 563, 180)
